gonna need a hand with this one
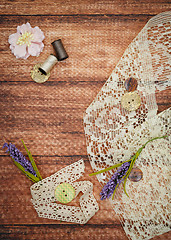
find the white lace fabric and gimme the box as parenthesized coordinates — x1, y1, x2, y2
(110, 108, 171, 240)
(84, 11, 171, 239)
(31, 159, 99, 224)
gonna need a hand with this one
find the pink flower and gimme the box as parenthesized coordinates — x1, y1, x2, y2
(8, 22, 45, 59)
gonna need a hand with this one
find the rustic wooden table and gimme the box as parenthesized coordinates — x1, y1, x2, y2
(0, 1, 170, 239)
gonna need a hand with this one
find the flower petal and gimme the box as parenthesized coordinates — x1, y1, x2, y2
(28, 43, 41, 56)
(8, 33, 20, 46)
(31, 42, 44, 52)
(2, 143, 8, 149)
(10, 44, 15, 53)
(39, 42, 44, 52)
(13, 44, 27, 58)
(17, 22, 32, 34)
(32, 26, 45, 42)
(23, 52, 30, 59)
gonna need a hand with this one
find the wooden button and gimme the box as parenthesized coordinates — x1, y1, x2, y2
(128, 167, 143, 182)
(31, 63, 50, 83)
(124, 77, 138, 92)
(121, 92, 141, 111)
(55, 183, 75, 204)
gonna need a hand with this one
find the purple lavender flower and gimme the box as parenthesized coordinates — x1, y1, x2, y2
(3, 143, 37, 177)
(100, 161, 131, 200)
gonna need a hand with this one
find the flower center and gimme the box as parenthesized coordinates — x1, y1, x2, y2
(17, 32, 34, 47)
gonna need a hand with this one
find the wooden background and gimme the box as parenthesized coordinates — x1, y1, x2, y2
(0, 1, 170, 239)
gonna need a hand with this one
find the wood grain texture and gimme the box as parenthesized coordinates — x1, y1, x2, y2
(0, 0, 170, 15)
(0, 83, 170, 157)
(0, 0, 171, 239)
(0, 15, 151, 83)
(0, 158, 116, 224)
(0, 225, 171, 240)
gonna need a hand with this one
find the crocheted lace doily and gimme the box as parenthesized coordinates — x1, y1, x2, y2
(84, 11, 171, 240)
(31, 159, 99, 224)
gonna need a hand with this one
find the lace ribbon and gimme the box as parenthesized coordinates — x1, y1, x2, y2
(31, 159, 99, 224)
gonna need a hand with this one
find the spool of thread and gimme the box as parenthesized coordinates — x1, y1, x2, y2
(51, 39, 68, 61)
(39, 54, 58, 75)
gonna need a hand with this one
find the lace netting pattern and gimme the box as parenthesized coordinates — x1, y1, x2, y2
(110, 108, 171, 240)
(31, 159, 99, 224)
(84, 12, 171, 239)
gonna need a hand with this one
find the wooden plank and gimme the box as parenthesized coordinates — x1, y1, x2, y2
(0, 15, 150, 83)
(0, 81, 100, 156)
(0, 224, 128, 240)
(0, 82, 170, 156)
(0, 0, 170, 15)
(1, 153, 170, 240)
(0, 224, 170, 240)
(0, 156, 119, 225)
(0, 224, 171, 240)
(0, 1, 171, 239)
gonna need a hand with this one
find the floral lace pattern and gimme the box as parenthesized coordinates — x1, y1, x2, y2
(110, 108, 171, 240)
(84, 12, 171, 239)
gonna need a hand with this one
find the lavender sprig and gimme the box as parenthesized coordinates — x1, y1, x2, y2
(90, 135, 168, 200)
(100, 161, 131, 200)
(21, 139, 42, 181)
(3, 141, 42, 183)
